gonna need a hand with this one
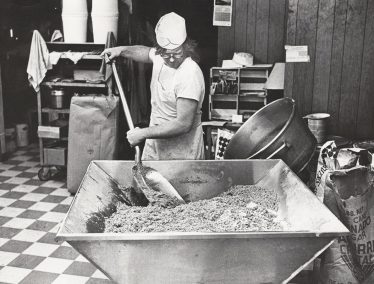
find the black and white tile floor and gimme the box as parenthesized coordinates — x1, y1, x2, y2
(0, 145, 113, 284)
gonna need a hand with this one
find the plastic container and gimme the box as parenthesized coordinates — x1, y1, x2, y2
(16, 124, 29, 148)
(62, 12, 88, 43)
(91, 0, 118, 14)
(61, 0, 88, 43)
(5, 128, 17, 153)
(304, 113, 330, 144)
(62, 0, 87, 14)
(91, 0, 118, 43)
(91, 12, 118, 43)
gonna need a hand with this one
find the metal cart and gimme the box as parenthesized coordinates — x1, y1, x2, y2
(35, 42, 108, 181)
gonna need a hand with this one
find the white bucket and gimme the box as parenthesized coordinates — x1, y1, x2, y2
(62, 0, 87, 14)
(91, 0, 118, 14)
(62, 12, 88, 43)
(91, 12, 118, 43)
(16, 124, 29, 148)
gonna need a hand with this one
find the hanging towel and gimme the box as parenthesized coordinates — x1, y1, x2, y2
(27, 30, 52, 92)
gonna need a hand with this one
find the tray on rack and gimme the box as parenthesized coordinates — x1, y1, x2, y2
(37, 119, 68, 139)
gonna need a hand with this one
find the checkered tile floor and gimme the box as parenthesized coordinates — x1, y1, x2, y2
(0, 145, 113, 284)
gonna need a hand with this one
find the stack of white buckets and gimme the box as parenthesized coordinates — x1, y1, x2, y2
(62, 0, 118, 43)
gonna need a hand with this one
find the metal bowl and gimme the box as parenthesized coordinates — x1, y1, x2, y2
(224, 98, 317, 173)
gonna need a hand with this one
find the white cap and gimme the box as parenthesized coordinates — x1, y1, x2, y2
(155, 12, 187, 50)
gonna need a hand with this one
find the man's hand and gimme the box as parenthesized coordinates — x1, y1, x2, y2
(100, 46, 124, 61)
(101, 45, 152, 63)
(127, 127, 147, 147)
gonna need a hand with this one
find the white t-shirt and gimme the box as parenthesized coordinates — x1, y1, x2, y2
(141, 48, 205, 160)
(148, 48, 205, 127)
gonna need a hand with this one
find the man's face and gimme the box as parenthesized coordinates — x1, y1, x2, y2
(159, 46, 185, 69)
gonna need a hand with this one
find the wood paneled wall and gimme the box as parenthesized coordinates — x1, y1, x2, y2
(217, 0, 287, 65)
(285, 0, 374, 139)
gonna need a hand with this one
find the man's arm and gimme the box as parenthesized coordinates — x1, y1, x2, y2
(101, 45, 152, 63)
(126, 98, 198, 146)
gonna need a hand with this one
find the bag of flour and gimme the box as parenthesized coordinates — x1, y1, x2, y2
(318, 149, 374, 283)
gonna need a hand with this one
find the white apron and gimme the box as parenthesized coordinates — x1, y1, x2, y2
(142, 59, 205, 160)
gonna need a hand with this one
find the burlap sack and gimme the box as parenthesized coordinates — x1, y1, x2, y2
(317, 142, 374, 283)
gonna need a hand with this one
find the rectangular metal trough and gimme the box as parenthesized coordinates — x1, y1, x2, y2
(56, 159, 349, 284)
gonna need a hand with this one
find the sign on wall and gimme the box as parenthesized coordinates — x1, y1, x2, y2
(213, 0, 233, 26)
(285, 45, 310, 62)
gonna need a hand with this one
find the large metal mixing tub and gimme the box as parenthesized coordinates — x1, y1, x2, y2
(57, 159, 348, 284)
(224, 98, 317, 173)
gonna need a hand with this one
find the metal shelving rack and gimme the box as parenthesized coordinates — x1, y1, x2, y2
(209, 65, 272, 121)
(36, 42, 108, 180)
(204, 65, 273, 159)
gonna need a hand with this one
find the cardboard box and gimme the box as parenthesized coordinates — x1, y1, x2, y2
(44, 146, 67, 166)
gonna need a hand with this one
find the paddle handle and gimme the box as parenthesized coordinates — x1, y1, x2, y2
(108, 55, 141, 164)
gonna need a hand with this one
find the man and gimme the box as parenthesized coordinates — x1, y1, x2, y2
(102, 12, 205, 160)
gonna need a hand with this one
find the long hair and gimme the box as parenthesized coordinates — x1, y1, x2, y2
(155, 38, 200, 63)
